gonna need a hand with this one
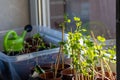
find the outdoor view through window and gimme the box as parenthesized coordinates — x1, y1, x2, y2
(49, 0, 115, 39)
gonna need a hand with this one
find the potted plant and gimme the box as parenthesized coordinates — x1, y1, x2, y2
(53, 14, 71, 78)
(90, 32, 116, 80)
(61, 16, 94, 80)
(61, 16, 116, 80)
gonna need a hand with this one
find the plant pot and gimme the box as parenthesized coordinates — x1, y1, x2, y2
(61, 68, 74, 80)
(35, 63, 70, 73)
(61, 68, 92, 80)
(31, 64, 52, 75)
(40, 64, 53, 72)
(39, 71, 62, 80)
(53, 63, 70, 73)
(64, 58, 71, 65)
(95, 71, 116, 80)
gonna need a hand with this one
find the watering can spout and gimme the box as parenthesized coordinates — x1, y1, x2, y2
(22, 25, 32, 39)
(21, 31, 27, 39)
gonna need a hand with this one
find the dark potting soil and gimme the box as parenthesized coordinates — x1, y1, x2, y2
(23, 37, 57, 53)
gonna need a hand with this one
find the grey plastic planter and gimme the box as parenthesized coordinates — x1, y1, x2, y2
(0, 27, 116, 80)
(0, 27, 70, 80)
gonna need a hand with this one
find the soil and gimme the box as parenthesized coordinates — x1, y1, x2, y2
(61, 68, 74, 80)
(24, 37, 50, 53)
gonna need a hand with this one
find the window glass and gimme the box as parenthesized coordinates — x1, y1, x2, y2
(47, 0, 115, 39)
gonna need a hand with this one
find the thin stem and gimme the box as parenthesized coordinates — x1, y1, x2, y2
(78, 73, 80, 80)
(91, 31, 105, 80)
(74, 70, 77, 80)
(103, 58, 115, 80)
(100, 59, 105, 80)
(92, 65, 95, 80)
(81, 74, 84, 80)
(62, 26, 65, 69)
(54, 46, 62, 78)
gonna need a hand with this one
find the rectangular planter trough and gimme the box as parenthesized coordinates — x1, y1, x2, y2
(0, 27, 69, 80)
(0, 27, 116, 80)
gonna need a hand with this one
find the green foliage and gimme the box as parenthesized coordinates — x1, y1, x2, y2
(32, 33, 46, 51)
(33, 33, 42, 39)
(97, 36, 106, 42)
(62, 16, 116, 79)
(49, 43, 57, 49)
(59, 14, 71, 28)
(34, 65, 45, 74)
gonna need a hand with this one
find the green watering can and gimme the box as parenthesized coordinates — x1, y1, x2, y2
(3, 25, 32, 52)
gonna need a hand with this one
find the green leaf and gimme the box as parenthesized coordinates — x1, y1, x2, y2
(97, 36, 106, 42)
(34, 65, 45, 74)
(58, 41, 66, 45)
(74, 16, 80, 21)
(86, 59, 92, 64)
(67, 19, 71, 23)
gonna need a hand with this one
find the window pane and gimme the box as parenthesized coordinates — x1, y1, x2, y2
(49, 0, 116, 39)
(50, 0, 65, 30)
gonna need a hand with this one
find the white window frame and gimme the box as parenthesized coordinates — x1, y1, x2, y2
(30, 0, 39, 26)
(41, 0, 50, 27)
(30, 0, 50, 27)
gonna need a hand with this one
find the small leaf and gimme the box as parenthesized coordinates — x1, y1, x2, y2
(58, 41, 66, 45)
(97, 36, 106, 42)
(74, 16, 80, 21)
(86, 59, 92, 64)
(67, 19, 71, 23)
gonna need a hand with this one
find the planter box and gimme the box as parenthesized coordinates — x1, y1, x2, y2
(0, 27, 116, 80)
(0, 47, 69, 80)
(0, 27, 70, 80)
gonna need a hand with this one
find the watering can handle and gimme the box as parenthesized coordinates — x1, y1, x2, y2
(4, 30, 18, 51)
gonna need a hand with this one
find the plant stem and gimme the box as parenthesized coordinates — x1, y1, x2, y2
(62, 26, 65, 69)
(78, 73, 80, 80)
(92, 65, 95, 80)
(100, 59, 105, 80)
(74, 70, 77, 80)
(81, 74, 84, 80)
(103, 58, 115, 80)
(54, 46, 61, 78)
(90, 31, 105, 80)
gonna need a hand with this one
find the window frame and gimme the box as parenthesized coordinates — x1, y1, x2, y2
(30, 0, 50, 27)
